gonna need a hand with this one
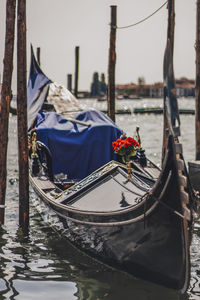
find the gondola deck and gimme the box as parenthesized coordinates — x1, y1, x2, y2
(30, 160, 154, 211)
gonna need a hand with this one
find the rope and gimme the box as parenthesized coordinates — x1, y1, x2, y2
(116, 1, 168, 30)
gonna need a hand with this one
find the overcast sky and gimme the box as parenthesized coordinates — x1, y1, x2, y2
(0, 0, 197, 92)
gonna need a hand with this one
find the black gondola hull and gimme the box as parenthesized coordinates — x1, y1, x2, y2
(27, 47, 196, 293)
(31, 183, 188, 291)
(30, 138, 191, 292)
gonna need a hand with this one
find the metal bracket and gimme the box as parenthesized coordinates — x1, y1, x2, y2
(175, 143, 183, 154)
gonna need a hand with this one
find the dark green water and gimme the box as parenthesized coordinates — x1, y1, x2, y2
(0, 98, 199, 299)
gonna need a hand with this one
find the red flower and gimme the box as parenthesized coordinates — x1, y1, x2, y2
(112, 136, 140, 163)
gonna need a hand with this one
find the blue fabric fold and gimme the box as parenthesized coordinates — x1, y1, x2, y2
(35, 109, 122, 180)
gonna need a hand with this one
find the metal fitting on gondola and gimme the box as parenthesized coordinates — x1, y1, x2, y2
(123, 161, 132, 184)
(31, 132, 40, 176)
(135, 126, 147, 167)
(31, 132, 38, 158)
(137, 148, 147, 167)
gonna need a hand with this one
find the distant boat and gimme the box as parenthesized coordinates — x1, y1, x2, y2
(100, 108, 132, 114)
(27, 46, 198, 293)
(97, 96, 107, 102)
(134, 107, 195, 114)
(134, 107, 163, 114)
(129, 95, 142, 100)
(116, 95, 124, 100)
(116, 95, 142, 100)
(10, 95, 17, 115)
(9, 105, 17, 115)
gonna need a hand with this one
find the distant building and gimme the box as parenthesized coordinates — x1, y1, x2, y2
(116, 82, 163, 98)
(175, 78, 195, 97)
(90, 72, 107, 97)
(149, 82, 163, 98)
(115, 78, 195, 98)
(115, 83, 138, 98)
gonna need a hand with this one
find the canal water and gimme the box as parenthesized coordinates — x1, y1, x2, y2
(0, 98, 199, 299)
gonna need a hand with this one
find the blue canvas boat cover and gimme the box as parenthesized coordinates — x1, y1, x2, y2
(35, 109, 123, 180)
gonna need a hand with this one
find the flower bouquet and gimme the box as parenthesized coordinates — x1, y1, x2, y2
(112, 136, 140, 163)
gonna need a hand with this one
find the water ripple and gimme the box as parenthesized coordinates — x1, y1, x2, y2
(1, 100, 199, 299)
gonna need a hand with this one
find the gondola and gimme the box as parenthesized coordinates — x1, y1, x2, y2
(27, 45, 197, 293)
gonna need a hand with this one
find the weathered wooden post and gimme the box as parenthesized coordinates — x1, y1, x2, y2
(0, 0, 16, 225)
(67, 74, 72, 92)
(107, 5, 117, 122)
(74, 46, 79, 98)
(162, 0, 175, 162)
(195, 0, 200, 160)
(188, 0, 200, 189)
(17, 0, 29, 232)
(37, 47, 41, 66)
(166, 0, 175, 58)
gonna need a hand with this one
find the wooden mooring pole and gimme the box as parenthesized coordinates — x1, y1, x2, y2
(162, 0, 175, 162)
(17, 0, 29, 232)
(67, 74, 72, 92)
(195, 0, 200, 160)
(0, 0, 16, 225)
(36, 47, 41, 66)
(108, 5, 117, 122)
(74, 46, 79, 98)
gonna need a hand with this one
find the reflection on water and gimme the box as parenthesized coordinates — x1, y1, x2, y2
(0, 205, 192, 300)
(0, 98, 199, 299)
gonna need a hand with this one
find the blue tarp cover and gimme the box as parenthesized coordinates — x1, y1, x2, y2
(35, 109, 122, 180)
